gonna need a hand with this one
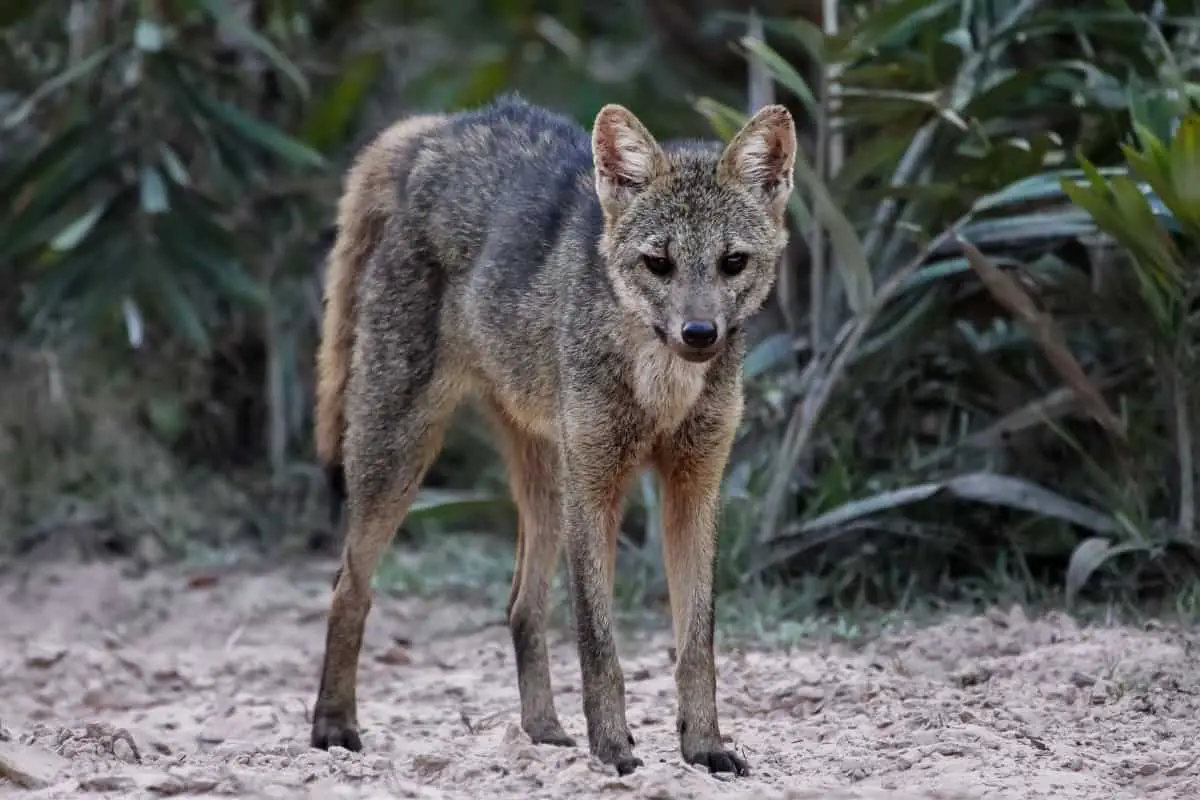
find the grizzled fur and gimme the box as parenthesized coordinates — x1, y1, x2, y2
(311, 94, 796, 777)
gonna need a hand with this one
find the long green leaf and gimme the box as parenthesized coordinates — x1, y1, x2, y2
(158, 142, 192, 187)
(23, 227, 134, 329)
(694, 98, 749, 142)
(1168, 113, 1200, 227)
(844, 0, 957, 59)
(139, 166, 170, 215)
(1108, 175, 1182, 287)
(0, 120, 91, 203)
(2, 45, 115, 130)
(50, 199, 110, 251)
(189, 88, 325, 169)
(407, 490, 511, 521)
(156, 214, 267, 307)
(776, 472, 1117, 543)
(738, 37, 816, 115)
(151, 268, 212, 352)
(973, 168, 1125, 212)
(300, 50, 383, 152)
(1065, 537, 1149, 606)
(960, 210, 1098, 244)
(792, 152, 874, 313)
(743, 333, 794, 379)
(193, 0, 310, 99)
(0, 139, 124, 262)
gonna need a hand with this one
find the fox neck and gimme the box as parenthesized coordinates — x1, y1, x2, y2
(619, 322, 712, 433)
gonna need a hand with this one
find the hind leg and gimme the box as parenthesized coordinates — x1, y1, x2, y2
(311, 339, 459, 750)
(311, 393, 453, 750)
(489, 406, 574, 747)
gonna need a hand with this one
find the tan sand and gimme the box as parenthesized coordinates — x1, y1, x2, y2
(1, 559, 1195, 799)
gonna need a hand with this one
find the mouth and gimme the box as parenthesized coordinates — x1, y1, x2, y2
(674, 347, 719, 363)
(652, 325, 721, 363)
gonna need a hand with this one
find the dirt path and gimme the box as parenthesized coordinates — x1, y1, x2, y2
(0, 557, 1196, 799)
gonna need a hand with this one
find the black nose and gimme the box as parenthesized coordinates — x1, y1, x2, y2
(680, 319, 719, 348)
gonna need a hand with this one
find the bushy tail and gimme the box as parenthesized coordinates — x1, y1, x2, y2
(314, 114, 446, 523)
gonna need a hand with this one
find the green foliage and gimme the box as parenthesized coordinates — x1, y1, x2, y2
(1061, 103, 1200, 345)
(2, 2, 325, 351)
(690, 0, 1200, 609)
(0, 0, 739, 561)
(1052, 101, 1200, 603)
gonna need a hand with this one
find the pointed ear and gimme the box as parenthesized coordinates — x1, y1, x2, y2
(718, 105, 796, 218)
(592, 104, 667, 217)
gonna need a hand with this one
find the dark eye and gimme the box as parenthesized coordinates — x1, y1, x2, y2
(720, 252, 749, 276)
(643, 254, 673, 276)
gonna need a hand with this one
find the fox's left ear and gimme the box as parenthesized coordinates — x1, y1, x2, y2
(718, 105, 796, 219)
(592, 104, 667, 219)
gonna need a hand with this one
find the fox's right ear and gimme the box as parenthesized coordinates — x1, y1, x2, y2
(591, 104, 667, 217)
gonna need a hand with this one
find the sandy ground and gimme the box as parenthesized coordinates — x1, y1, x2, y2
(0, 557, 1197, 800)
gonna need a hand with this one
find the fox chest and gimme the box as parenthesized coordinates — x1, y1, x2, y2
(629, 341, 709, 433)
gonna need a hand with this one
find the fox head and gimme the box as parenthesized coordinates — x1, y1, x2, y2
(591, 103, 796, 364)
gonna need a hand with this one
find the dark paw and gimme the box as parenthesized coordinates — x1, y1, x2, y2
(614, 755, 644, 776)
(594, 732, 643, 776)
(539, 732, 577, 747)
(687, 748, 749, 776)
(311, 717, 362, 752)
(527, 722, 576, 748)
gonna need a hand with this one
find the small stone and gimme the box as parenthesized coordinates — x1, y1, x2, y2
(953, 663, 992, 687)
(984, 607, 1009, 627)
(112, 738, 139, 763)
(1069, 671, 1096, 688)
(375, 646, 412, 666)
(0, 741, 70, 788)
(411, 754, 450, 778)
(25, 646, 67, 670)
(78, 774, 138, 791)
(1091, 680, 1113, 704)
(502, 724, 528, 744)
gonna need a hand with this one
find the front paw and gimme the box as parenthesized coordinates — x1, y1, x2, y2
(593, 730, 642, 776)
(311, 717, 362, 752)
(311, 706, 362, 752)
(610, 755, 645, 776)
(680, 719, 748, 776)
(686, 747, 748, 776)
(525, 717, 576, 748)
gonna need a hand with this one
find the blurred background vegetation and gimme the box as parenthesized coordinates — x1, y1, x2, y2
(5, 0, 1200, 625)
